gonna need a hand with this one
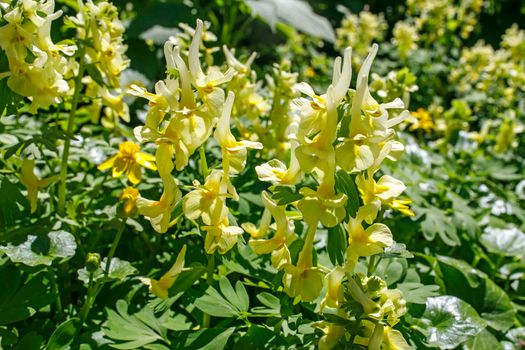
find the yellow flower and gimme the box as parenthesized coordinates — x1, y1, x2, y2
(409, 108, 434, 133)
(356, 174, 407, 223)
(119, 187, 139, 217)
(316, 321, 345, 350)
(255, 158, 301, 186)
(282, 224, 325, 302)
(382, 326, 412, 350)
(321, 266, 346, 309)
(390, 199, 415, 217)
(347, 206, 393, 258)
(19, 158, 59, 213)
(283, 263, 325, 302)
(202, 218, 243, 254)
(140, 245, 186, 299)
(381, 289, 407, 326)
(297, 187, 347, 228)
(137, 174, 180, 233)
(215, 91, 263, 174)
(98, 141, 157, 184)
(189, 20, 234, 116)
(347, 275, 381, 316)
(246, 191, 296, 269)
(183, 170, 228, 225)
(242, 208, 271, 239)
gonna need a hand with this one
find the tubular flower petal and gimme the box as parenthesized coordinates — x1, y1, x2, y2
(347, 208, 393, 258)
(247, 191, 296, 269)
(183, 170, 228, 225)
(19, 158, 59, 213)
(202, 218, 243, 254)
(215, 91, 263, 175)
(137, 174, 181, 233)
(141, 245, 186, 299)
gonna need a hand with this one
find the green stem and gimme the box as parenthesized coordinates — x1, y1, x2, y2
(49, 270, 63, 320)
(199, 147, 209, 180)
(57, 28, 88, 216)
(367, 255, 376, 276)
(104, 220, 126, 277)
(78, 219, 126, 328)
(202, 253, 215, 328)
(78, 272, 94, 326)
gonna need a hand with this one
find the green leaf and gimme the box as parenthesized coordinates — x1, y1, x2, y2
(421, 296, 486, 349)
(396, 282, 440, 304)
(167, 264, 206, 296)
(335, 170, 360, 217)
(235, 325, 286, 348)
(197, 328, 235, 350)
(0, 326, 18, 346)
(235, 281, 250, 312)
(480, 225, 525, 257)
(78, 257, 137, 284)
(47, 318, 81, 350)
(184, 327, 235, 350)
(375, 258, 407, 285)
(0, 266, 55, 325)
(437, 256, 516, 331)
(246, 0, 335, 42)
(0, 177, 27, 228)
(216, 277, 249, 313)
(13, 332, 43, 350)
(271, 186, 303, 205)
(0, 230, 77, 266)
(85, 63, 106, 87)
(194, 286, 241, 318)
(219, 277, 241, 309)
(421, 207, 460, 246)
(103, 300, 171, 349)
(327, 224, 346, 265)
(194, 278, 253, 319)
(252, 292, 280, 314)
(462, 329, 501, 350)
(382, 242, 414, 258)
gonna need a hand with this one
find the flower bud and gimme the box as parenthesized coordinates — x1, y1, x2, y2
(86, 253, 101, 273)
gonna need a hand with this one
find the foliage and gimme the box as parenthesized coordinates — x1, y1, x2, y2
(0, 0, 524, 349)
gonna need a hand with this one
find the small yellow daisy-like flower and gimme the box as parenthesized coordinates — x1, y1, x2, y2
(409, 108, 435, 133)
(119, 187, 140, 216)
(98, 141, 157, 184)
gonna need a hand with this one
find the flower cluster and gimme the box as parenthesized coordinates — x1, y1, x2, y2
(336, 9, 387, 66)
(250, 44, 412, 347)
(68, 0, 130, 125)
(406, 0, 483, 44)
(392, 21, 419, 60)
(122, 20, 262, 258)
(0, 0, 74, 112)
(447, 25, 525, 152)
(318, 274, 409, 349)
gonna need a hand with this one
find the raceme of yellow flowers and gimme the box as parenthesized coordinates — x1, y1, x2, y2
(0, 0, 129, 122)
(101, 19, 414, 347)
(3, 3, 414, 346)
(0, 0, 73, 113)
